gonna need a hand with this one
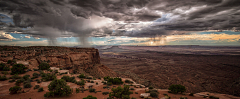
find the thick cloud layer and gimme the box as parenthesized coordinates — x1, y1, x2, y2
(0, 0, 239, 45)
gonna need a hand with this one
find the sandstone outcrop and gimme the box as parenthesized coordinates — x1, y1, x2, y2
(0, 46, 117, 77)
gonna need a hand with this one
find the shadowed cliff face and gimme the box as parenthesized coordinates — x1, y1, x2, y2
(0, 46, 117, 77)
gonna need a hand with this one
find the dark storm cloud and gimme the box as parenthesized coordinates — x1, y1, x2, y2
(0, 0, 239, 41)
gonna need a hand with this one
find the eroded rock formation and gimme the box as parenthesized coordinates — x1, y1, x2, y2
(0, 46, 117, 77)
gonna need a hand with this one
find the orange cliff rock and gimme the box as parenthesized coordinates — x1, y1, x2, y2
(0, 46, 117, 77)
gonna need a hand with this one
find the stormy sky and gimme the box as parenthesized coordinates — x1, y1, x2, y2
(0, 0, 240, 46)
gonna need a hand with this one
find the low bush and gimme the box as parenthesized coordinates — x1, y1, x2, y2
(0, 63, 10, 71)
(41, 73, 56, 81)
(168, 84, 186, 94)
(38, 87, 44, 92)
(90, 81, 94, 83)
(130, 88, 134, 90)
(38, 62, 50, 70)
(189, 93, 194, 96)
(24, 83, 32, 88)
(34, 85, 40, 89)
(15, 79, 24, 86)
(9, 86, 22, 94)
(32, 73, 39, 78)
(135, 92, 138, 94)
(0, 75, 7, 81)
(104, 77, 123, 85)
(9, 79, 15, 82)
(209, 96, 219, 99)
(89, 88, 96, 93)
(125, 80, 133, 83)
(23, 74, 30, 80)
(102, 92, 109, 95)
(109, 85, 133, 99)
(36, 79, 41, 83)
(78, 74, 85, 78)
(96, 82, 98, 85)
(150, 92, 158, 98)
(44, 79, 72, 97)
(61, 75, 75, 82)
(103, 86, 110, 89)
(86, 76, 93, 79)
(83, 95, 97, 99)
(10, 74, 21, 79)
(33, 68, 38, 71)
(180, 97, 188, 99)
(76, 80, 85, 85)
(11, 64, 27, 75)
(76, 88, 80, 93)
(149, 86, 154, 89)
(1, 71, 9, 75)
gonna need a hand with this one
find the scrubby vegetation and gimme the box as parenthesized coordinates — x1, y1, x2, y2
(41, 73, 56, 81)
(125, 79, 133, 83)
(104, 76, 123, 85)
(76, 80, 85, 85)
(10, 74, 21, 79)
(78, 74, 85, 78)
(34, 85, 40, 89)
(209, 96, 219, 99)
(76, 88, 80, 93)
(102, 92, 109, 95)
(168, 84, 186, 94)
(9, 86, 22, 94)
(0, 63, 10, 71)
(109, 85, 133, 99)
(38, 62, 50, 70)
(44, 79, 72, 97)
(61, 75, 76, 82)
(11, 64, 27, 75)
(189, 93, 194, 96)
(83, 95, 97, 99)
(89, 88, 96, 93)
(0, 75, 7, 81)
(38, 87, 44, 92)
(24, 83, 32, 88)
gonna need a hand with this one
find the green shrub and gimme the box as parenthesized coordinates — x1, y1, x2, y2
(102, 92, 109, 95)
(38, 87, 44, 92)
(209, 96, 219, 99)
(180, 97, 188, 99)
(45, 79, 72, 97)
(91, 81, 94, 83)
(149, 86, 154, 89)
(125, 80, 133, 83)
(0, 75, 7, 81)
(7, 60, 15, 64)
(189, 93, 194, 96)
(9, 86, 22, 94)
(15, 79, 24, 86)
(34, 85, 40, 89)
(105, 77, 123, 85)
(11, 64, 27, 75)
(9, 79, 15, 82)
(96, 82, 98, 85)
(33, 68, 38, 71)
(86, 76, 93, 79)
(24, 83, 32, 88)
(1, 71, 9, 75)
(41, 73, 56, 81)
(78, 74, 85, 78)
(89, 88, 96, 92)
(150, 92, 158, 98)
(103, 86, 110, 89)
(3, 66, 10, 71)
(36, 79, 41, 83)
(163, 94, 168, 96)
(107, 82, 112, 86)
(61, 75, 75, 82)
(0, 63, 5, 70)
(32, 73, 39, 78)
(109, 85, 133, 99)
(168, 84, 186, 94)
(38, 62, 50, 70)
(10, 74, 21, 79)
(83, 95, 97, 99)
(23, 74, 30, 80)
(135, 92, 138, 94)
(131, 97, 137, 99)
(76, 88, 80, 93)
(130, 88, 134, 90)
(76, 80, 85, 85)
(203, 96, 207, 98)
